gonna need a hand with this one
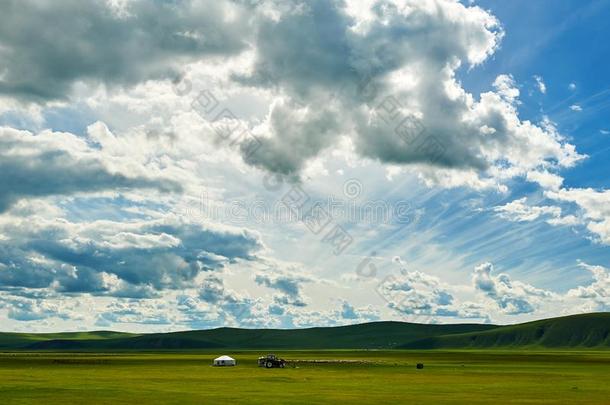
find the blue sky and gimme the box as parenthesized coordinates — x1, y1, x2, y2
(0, 0, 608, 332)
(463, 0, 610, 189)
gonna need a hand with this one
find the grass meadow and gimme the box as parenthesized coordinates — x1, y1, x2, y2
(1, 350, 609, 404)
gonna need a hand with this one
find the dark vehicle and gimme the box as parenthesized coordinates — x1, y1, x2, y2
(258, 354, 286, 368)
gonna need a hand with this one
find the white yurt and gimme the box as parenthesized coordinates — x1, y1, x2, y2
(213, 355, 236, 366)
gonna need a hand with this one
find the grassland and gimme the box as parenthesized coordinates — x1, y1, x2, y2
(1, 314, 608, 403)
(1, 350, 609, 404)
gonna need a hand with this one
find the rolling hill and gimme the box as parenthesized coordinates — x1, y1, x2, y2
(1, 313, 608, 350)
(400, 312, 610, 349)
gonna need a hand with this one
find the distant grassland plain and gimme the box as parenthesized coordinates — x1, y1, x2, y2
(1, 350, 610, 404)
(1, 314, 609, 403)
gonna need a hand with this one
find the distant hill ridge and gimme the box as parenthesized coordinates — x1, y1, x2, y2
(1, 313, 608, 350)
(400, 312, 610, 349)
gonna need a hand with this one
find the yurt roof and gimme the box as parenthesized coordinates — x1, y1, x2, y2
(215, 355, 234, 361)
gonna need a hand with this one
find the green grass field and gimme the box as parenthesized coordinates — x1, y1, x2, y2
(1, 350, 609, 404)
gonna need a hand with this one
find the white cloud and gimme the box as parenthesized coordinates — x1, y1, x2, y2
(566, 263, 610, 311)
(534, 75, 547, 94)
(493, 197, 575, 226)
(570, 104, 583, 112)
(376, 266, 485, 319)
(2, 296, 70, 322)
(546, 188, 610, 244)
(472, 263, 553, 315)
(0, 0, 586, 195)
(546, 214, 579, 226)
(526, 170, 564, 191)
(0, 0, 606, 331)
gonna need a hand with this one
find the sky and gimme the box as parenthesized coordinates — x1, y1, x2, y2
(0, 0, 608, 332)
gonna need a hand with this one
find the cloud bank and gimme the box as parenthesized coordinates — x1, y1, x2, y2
(0, 0, 251, 101)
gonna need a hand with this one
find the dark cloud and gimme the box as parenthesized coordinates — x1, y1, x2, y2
(233, 0, 357, 96)
(254, 270, 310, 307)
(0, 216, 263, 296)
(234, 0, 501, 173)
(0, 0, 581, 184)
(0, 126, 181, 212)
(0, 0, 252, 101)
(241, 99, 344, 175)
(233, 0, 580, 186)
(255, 273, 303, 297)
